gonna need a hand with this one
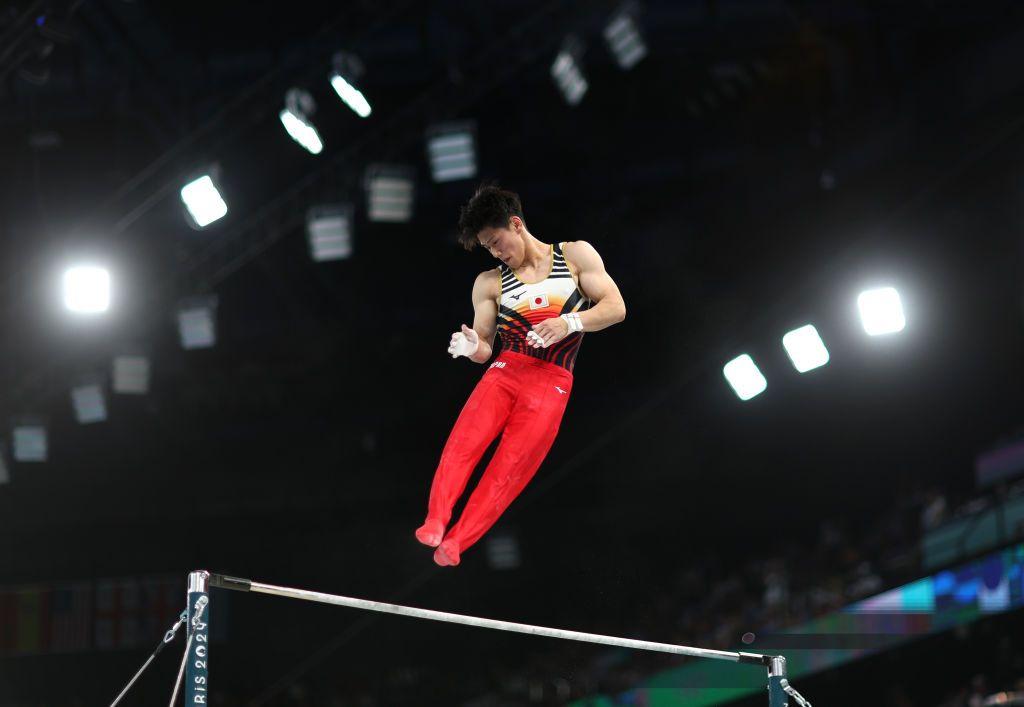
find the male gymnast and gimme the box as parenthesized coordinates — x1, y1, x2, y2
(416, 185, 626, 566)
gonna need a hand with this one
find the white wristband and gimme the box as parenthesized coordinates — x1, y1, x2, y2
(560, 313, 583, 333)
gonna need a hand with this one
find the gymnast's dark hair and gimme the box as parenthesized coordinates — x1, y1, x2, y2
(457, 183, 526, 251)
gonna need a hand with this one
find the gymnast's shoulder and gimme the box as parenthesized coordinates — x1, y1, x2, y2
(560, 240, 604, 271)
(472, 267, 502, 298)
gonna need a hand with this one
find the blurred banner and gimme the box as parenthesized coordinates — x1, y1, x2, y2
(0, 574, 203, 656)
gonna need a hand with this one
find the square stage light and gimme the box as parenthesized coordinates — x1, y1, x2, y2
(13, 425, 47, 462)
(112, 355, 150, 394)
(63, 266, 110, 314)
(180, 174, 228, 228)
(551, 38, 589, 106)
(782, 324, 830, 373)
(71, 383, 107, 424)
(177, 297, 218, 350)
(723, 354, 767, 401)
(365, 164, 414, 223)
(307, 205, 353, 262)
(486, 534, 521, 570)
(857, 287, 905, 336)
(603, 9, 647, 70)
(426, 123, 476, 183)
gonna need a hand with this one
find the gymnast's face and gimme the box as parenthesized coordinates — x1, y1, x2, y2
(477, 217, 524, 268)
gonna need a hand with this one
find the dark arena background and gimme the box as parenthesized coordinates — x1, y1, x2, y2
(2, 1, 1024, 705)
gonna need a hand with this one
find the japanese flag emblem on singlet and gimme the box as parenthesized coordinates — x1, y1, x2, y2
(529, 292, 549, 310)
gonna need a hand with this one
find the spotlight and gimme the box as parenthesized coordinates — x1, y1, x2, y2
(782, 324, 830, 373)
(280, 88, 324, 155)
(177, 296, 218, 350)
(603, 4, 647, 70)
(180, 173, 228, 228)
(306, 205, 354, 262)
(63, 265, 110, 314)
(365, 164, 414, 223)
(12, 423, 47, 462)
(112, 355, 150, 395)
(723, 354, 767, 401)
(551, 36, 588, 105)
(857, 287, 905, 336)
(330, 52, 372, 118)
(70, 382, 107, 424)
(426, 122, 477, 183)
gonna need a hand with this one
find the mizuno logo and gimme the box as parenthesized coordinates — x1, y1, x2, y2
(555, 386, 568, 395)
(509, 292, 524, 300)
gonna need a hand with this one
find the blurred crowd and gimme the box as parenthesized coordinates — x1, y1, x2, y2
(247, 476, 1024, 706)
(223, 475, 1024, 706)
(465, 477, 1024, 706)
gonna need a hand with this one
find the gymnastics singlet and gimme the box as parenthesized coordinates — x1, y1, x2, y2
(422, 242, 591, 563)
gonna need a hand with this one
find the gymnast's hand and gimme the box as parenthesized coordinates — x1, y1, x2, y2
(448, 324, 480, 358)
(527, 316, 570, 349)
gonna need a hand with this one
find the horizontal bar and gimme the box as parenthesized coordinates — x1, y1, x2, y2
(209, 572, 768, 666)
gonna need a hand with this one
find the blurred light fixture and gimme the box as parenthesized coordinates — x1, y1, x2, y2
(603, 4, 647, 70)
(12, 423, 47, 462)
(330, 51, 372, 118)
(782, 324, 830, 373)
(280, 88, 324, 154)
(112, 355, 150, 395)
(365, 164, 414, 223)
(307, 205, 353, 262)
(177, 296, 218, 350)
(858, 287, 905, 336)
(181, 173, 228, 228)
(63, 265, 110, 314)
(551, 36, 588, 105)
(486, 533, 521, 570)
(723, 354, 767, 401)
(426, 122, 477, 183)
(71, 382, 107, 424)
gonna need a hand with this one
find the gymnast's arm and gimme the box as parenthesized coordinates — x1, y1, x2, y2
(564, 240, 626, 331)
(467, 269, 500, 364)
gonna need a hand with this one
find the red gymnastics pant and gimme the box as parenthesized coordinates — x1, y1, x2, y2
(424, 350, 574, 553)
